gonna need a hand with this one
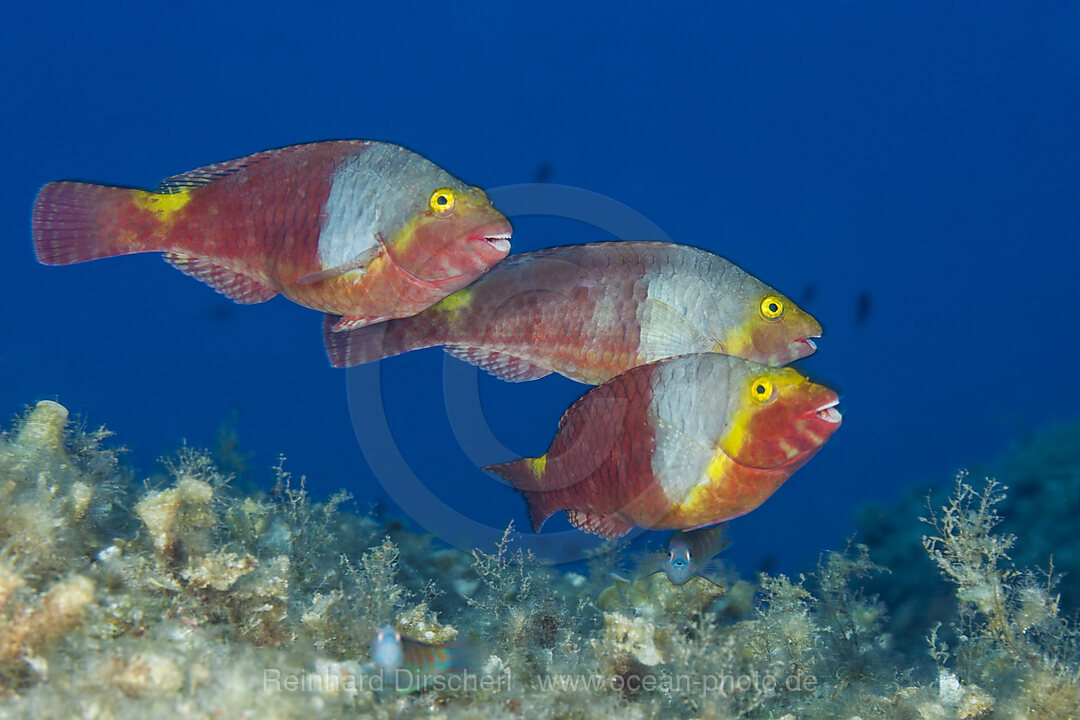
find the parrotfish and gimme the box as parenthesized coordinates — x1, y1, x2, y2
(662, 525, 729, 586)
(323, 242, 821, 382)
(484, 353, 841, 538)
(371, 624, 469, 692)
(32, 141, 512, 330)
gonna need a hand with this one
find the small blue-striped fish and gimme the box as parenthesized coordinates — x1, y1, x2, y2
(662, 525, 730, 585)
(371, 625, 467, 692)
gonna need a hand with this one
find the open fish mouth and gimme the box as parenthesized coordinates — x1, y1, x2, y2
(800, 336, 818, 351)
(814, 398, 842, 424)
(484, 232, 512, 253)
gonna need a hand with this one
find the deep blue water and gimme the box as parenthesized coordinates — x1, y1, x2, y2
(2, 2, 1078, 574)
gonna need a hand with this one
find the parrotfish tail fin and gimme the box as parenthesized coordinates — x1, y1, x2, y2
(323, 314, 426, 368)
(482, 458, 559, 532)
(32, 181, 144, 265)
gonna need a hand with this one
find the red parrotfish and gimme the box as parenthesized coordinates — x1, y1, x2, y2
(323, 242, 821, 382)
(31, 141, 512, 330)
(484, 353, 841, 538)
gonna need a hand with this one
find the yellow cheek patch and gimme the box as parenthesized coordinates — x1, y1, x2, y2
(386, 212, 423, 253)
(719, 402, 756, 461)
(722, 319, 757, 358)
(132, 189, 192, 218)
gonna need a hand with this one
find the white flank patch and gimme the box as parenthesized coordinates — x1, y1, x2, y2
(647, 355, 732, 506)
(638, 276, 715, 363)
(317, 146, 423, 271)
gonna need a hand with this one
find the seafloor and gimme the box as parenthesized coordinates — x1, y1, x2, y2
(0, 399, 1077, 719)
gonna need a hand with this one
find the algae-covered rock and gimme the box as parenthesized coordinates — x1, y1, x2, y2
(593, 611, 665, 666)
(14, 400, 69, 456)
(181, 549, 258, 591)
(598, 570, 725, 621)
(135, 474, 216, 560)
(396, 602, 458, 644)
(108, 650, 184, 697)
(0, 573, 95, 681)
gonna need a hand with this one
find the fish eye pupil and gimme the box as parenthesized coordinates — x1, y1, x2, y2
(768, 303, 778, 313)
(756, 384, 765, 394)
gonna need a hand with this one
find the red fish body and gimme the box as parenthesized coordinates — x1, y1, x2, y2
(484, 353, 841, 538)
(32, 141, 512, 328)
(324, 242, 821, 381)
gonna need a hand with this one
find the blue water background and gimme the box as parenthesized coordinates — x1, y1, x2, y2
(2, 2, 1078, 574)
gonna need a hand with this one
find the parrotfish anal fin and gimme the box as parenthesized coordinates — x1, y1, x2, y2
(445, 346, 553, 382)
(331, 315, 391, 332)
(164, 253, 278, 304)
(640, 298, 713, 360)
(565, 510, 635, 538)
(297, 245, 382, 285)
(157, 148, 288, 193)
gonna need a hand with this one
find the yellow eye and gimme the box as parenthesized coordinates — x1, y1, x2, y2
(750, 377, 774, 403)
(760, 295, 784, 319)
(429, 188, 456, 215)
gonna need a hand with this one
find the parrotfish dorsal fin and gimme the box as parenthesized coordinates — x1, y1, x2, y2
(163, 253, 278, 304)
(445, 346, 552, 382)
(639, 297, 714, 360)
(157, 148, 287, 193)
(565, 510, 635, 538)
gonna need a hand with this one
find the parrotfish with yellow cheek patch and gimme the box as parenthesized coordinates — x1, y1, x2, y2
(32, 141, 512, 329)
(483, 354, 841, 538)
(323, 242, 821, 381)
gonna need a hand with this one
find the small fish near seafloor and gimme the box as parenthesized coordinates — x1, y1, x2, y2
(484, 353, 841, 538)
(662, 524, 730, 586)
(324, 241, 822, 382)
(31, 141, 512, 331)
(371, 625, 471, 692)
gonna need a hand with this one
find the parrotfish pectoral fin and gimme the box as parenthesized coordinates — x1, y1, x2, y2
(565, 510, 635, 538)
(298, 245, 382, 285)
(32, 182, 143, 265)
(640, 298, 713, 359)
(164, 253, 279, 304)
(445, 346, 552, 382)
